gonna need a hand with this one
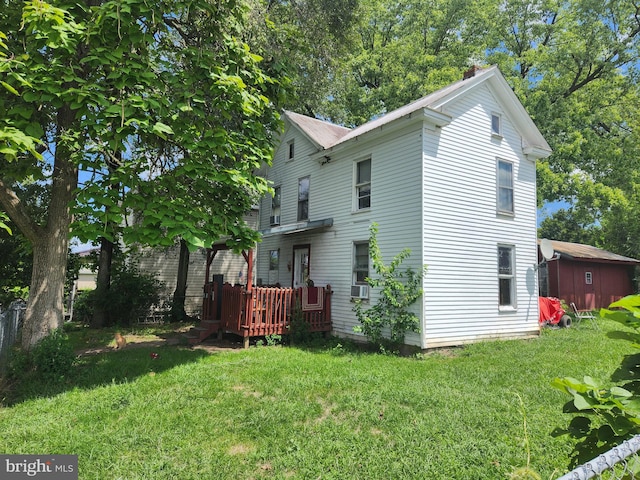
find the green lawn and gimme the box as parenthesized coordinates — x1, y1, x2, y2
(0, 320, 636, 479)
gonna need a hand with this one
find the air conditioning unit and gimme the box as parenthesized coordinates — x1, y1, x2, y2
(350, 284, 369, 299)
(270, 215, 280, 226)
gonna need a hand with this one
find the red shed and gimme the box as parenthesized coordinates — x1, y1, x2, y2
(538, 240, 639, 310)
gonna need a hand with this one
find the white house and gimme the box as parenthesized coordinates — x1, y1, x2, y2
(255, 65, 552, 349)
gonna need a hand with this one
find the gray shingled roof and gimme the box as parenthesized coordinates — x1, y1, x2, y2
(538, 239, 640, 264)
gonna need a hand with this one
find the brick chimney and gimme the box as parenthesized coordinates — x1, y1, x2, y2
(463, 65, 481, 80)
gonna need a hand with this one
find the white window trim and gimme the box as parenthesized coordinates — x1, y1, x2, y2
(287, 139, 295, 161)
(585, 272, 593, 285)
(353, 241, 370, 286)
(496, 158, 515, 216)
(297, 176, 310, 221)
(491, 112, 502, 137)
(270, 186, 281, 225)
(353, 157, 372, 212)
(498, 244, 517, 311)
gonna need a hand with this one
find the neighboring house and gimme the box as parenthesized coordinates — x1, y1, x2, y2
(136, 210, 259, 317)
(537, 239, 639, 311)
(255, 65, 552, 348)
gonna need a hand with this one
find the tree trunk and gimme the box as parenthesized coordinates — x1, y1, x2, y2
(172, 238, 190, 321)
(20, 104, 77, 350)
(91, 237, 114, 328)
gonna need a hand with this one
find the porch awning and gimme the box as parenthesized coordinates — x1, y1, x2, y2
(259, 218, 333, 237)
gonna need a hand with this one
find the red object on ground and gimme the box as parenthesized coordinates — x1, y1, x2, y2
(538, 297, 566, 326)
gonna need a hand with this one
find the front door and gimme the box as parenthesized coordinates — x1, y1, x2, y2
(292, 245, 310, 288)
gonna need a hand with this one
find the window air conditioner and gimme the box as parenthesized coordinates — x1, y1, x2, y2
(350, 285, 369, 299)
(270, 215, 280, 226)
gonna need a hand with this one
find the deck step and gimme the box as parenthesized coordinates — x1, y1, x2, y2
(184, 320, 222, 345)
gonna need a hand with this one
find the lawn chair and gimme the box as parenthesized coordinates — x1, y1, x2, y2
(570, 302, 600, 330)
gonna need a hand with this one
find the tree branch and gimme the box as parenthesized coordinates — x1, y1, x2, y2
(0, 176, 43, 243)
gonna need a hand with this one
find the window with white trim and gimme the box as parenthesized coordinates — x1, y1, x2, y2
(491, 113, 502, 136)
(297, 176, 309, 221)
(270, 186, 281, 225)
(287, 139, 295, 160)
(352, 241, 370, 299)
(355, 158, 371, 210)
(353, 242, 370, 284)
(269, 250, 279, 271)
(497, 159, 514, 214)
(585, 272, 592, 285)
(498, 245, 516, 308)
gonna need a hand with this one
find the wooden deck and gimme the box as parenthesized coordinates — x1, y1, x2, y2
(192, 283, 332, 347)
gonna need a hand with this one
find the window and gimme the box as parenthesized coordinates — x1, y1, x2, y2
(270, 186, 281, 225)
(353, 242, 369, 284)
(297, 176, 309, 221)
(269, 250, 279, 271)
(585, 272, 593, 285)
(352, 241, 370, 298)
(287, 140, 295, 160)
(353, 158, 371, 210)
(491, 113, 502, 136)
(497, 159, 514, 214)
(498, 245, 516, 308)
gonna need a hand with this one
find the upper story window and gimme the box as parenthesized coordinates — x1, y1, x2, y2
(270, 186, 281, 225)
(497, 159, 514, 215)
(287, 140, 295, 160)
(498, 245, 516, 309)
(355, 158, 371, 211)
(297, 176, 309, 221)
(585, 272, 593, 285)
(491, 113, 502, 136)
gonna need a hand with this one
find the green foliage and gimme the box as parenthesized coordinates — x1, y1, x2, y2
(0, 0, 285, 348)
(265, 333, 282, 346)
(287, 301, 323, 346)
(13, 329, 76, 380)
(353, 223, 425, 348)
(552, 295, 640, 466)
(75, 263, 165, 327)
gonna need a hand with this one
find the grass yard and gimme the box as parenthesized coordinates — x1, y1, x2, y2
(0, 319, 637, 479)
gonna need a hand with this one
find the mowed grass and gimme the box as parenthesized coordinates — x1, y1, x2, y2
(0, 320, 637, 479)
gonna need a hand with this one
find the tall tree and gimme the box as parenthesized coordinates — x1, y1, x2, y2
(0, 0, 282, 349)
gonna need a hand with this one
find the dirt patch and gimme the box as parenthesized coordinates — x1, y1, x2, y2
(228, 443, 253, 456)
(75, 331, 244, 357)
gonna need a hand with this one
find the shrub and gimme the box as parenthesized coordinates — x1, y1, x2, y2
(30, 329, 76, 378)
(353, 223, 425, 349)
(74, 263, 165, 327)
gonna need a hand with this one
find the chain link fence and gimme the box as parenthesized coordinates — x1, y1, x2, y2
(557, 435, 640, 480)
(0, 300, 26, 373)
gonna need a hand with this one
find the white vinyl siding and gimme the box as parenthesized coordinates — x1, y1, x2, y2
(258, 79, 541, 349)
(421, 84, 538, 348)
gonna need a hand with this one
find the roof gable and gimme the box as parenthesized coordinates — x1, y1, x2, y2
(283, 66, 551, 158)
(283, 110, 351, 149)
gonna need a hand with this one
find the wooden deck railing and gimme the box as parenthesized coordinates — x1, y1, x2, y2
(203, 283, 332, 347)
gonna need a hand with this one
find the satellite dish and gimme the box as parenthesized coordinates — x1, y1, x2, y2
(540, 238, 555, 261)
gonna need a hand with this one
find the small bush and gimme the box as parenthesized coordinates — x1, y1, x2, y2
(9, 329, 77, 381)
(73, 263, 165, 327)
(31, 329, 76, 377)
